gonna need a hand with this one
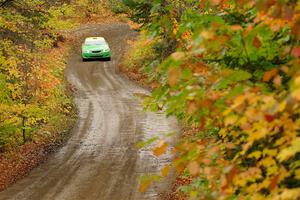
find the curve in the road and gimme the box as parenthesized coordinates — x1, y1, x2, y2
(0, 23, 178, 200)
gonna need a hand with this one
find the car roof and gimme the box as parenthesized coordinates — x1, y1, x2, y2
(85, 37, 106, 42)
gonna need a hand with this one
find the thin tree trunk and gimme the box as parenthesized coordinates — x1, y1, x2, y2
(22, 116, 26, 144)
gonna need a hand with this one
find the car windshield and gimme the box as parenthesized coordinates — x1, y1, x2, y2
(85, 40, 106, 45)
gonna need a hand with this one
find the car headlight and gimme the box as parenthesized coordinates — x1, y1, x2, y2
(104, 49, 110, 52)
(83, 50, 90, 53)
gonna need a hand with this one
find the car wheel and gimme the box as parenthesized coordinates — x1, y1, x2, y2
(106, 57, 111, 61)
(82, 58, 87, 62)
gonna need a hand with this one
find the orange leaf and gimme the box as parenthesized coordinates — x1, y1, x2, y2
(152, 141, 168, 156)
(269, 174, 280, 191)
(230, 25, 242, 31)
(263, 68, 278, 82)
(202, 158, 212, 165)
(175, 163, 185, 173)
(139, 180, 151, 193)
(273, 75, 282, 87)
(210, 0, 222, 6)
(225, 165, 239, 184)
(187, 161, 200, 176)
(291, 46, 300, 57)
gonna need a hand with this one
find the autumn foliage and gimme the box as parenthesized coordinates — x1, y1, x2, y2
(0, 0, 80, 152)
(0, 0, 113, 152)
(124, 0, 300, 199)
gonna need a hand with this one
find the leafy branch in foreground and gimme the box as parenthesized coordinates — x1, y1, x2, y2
(125, 0, 300, 199)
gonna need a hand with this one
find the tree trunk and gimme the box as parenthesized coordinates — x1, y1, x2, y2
(22, 116, 26, 144)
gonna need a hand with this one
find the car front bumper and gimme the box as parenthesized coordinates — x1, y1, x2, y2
(82, 51, 111, 59)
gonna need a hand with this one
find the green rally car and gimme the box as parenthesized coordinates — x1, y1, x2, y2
(81, 37, 111, 61)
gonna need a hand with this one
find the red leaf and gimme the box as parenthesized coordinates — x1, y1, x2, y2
(269, 174, 280, 191)
(253, 36, 261, 49)
(265, 114, 276, 122)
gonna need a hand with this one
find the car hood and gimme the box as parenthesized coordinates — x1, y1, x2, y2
(82, 45, 109, 51)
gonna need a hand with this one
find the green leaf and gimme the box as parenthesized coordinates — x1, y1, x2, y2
(214, 70, 252, 90)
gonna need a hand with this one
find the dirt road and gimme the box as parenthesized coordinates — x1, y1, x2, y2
(0, 23, 178, 200)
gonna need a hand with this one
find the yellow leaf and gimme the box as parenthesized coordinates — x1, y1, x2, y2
(231, 95, 246, 109)
(291, 88, 300, 101)
(248, 151, 262, 159)
(295, 169, 300, 180)
(259, 157, 276, 168)
(161, 165, 171, 177)
(278, 101, 287, 112)
(259, 178, 271, 189)
(263, 148, 278, 157)
(277, 138, 300, 162)
(222, 108, 232, 117)
(234, 176, 247, 187)
(248, 126, 268, 142)
(246, 183, 258, 193)
(294, 76, 300, 85)
(280, 189, 300, 200)
(249, 193, 265, 200)
(224, 115, 238, 126)
(201, 30, 215, 40)
(266, 164, 278, 176)
(139, 180, 151, 193)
